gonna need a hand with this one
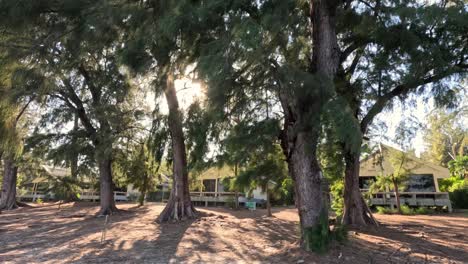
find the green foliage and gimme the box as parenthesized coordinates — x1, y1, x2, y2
(438, 176, 467, 192)
(115, 140, 164, 205)
(376, 205, 435, 215)
(439, 156, 468, 201)
(278, 177, 295, 206)
(423, 109, 467, 167)
(303, 209, 347, 253)
(48, 176, 82, 202)
(400, 205, 414, 215)
(448, 155, 468, 179)
(234, 144, 288, 200)
(376, 206, 397, 215)
(330, 180, 344, 217)
(414, 207, 434, 215)
(370, 147, 417, 194)
(303, 210, 330, 254)
(185, 101, 214, 173)
(449, 189, 468, 209)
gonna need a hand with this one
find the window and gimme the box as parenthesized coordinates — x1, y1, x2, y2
(405, 174, 435, 192)
(359, 176, 376, 190)
(203, 179, 216, 192)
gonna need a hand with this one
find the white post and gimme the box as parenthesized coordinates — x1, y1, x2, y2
(215, 178, 219, 197)
(433, 175, 440, 192)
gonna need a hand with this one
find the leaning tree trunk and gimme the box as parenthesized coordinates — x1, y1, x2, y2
(157, 73, 196, 222)
(96, 156, 118, 215)
(342, 149, 378, 226)
(0, 157, 18, 210)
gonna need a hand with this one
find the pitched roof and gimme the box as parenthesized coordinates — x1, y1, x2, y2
(360, 143, 450, 178)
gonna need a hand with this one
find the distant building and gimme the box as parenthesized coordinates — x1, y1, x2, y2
(359, 144, 452, 211)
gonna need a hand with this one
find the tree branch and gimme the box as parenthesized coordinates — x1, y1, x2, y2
(360, 66, 466, 133)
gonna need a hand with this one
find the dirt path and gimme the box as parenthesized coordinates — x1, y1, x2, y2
(0, 203, 466, 263)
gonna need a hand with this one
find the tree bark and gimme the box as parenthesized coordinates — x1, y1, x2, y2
(342, 149, 378, 226)
(70, 113, 79, 179)
(0, 157, 18, 210)
(138, 173, 148, 206)
(157, 73, 196, 222)
(393, 179, 401, 213)
(96, 157, 118, 215)
(266, 188, 272, 217)
(275, 0, 340, 252)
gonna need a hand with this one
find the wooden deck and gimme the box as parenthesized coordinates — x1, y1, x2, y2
(190, 191, 243, 206)
(364, 191, 452, 212)
(17, 191, 129, 202)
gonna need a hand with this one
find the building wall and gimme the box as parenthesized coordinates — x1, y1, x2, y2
(359, 146, 450, 192)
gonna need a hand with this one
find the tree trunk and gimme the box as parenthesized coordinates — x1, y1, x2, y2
(138, 190, 146, 207)
(342, 149, 378, 226)
(70, 113, 79, 179)
(266, 188, 272, 217)
(157, 73, 196, 222)
(274, 0, 340, 252)
(138, 173, 148, 207)
(234, 163, 239, 209)
(96, 157, 118, 215)
(289, 133, 328, 251)
(393, 179, 401, 213)
(0, 157, 18, 210)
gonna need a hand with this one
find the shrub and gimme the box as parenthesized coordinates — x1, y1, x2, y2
(224, 196, 237, 208)
(376, 206, 397, 214)
(414, 207, 434, 214)
(449, 188, 468, 209)
(36, 198, 43, 204)
(400, 205, 414, 215)
(330, 180, 344, 217)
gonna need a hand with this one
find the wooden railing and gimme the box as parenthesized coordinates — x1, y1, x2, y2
(189, 191, 244, 205)
(17, 190, 129, 202)
(189, 191, 239, 197)
(361, 191, 452, 212)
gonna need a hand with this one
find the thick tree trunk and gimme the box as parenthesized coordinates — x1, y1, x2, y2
(0, 158, 18, 210)
(274, 0, 340, 252)
(342, 150, 378, 226)
(288, 133, 328, 251)
(96, 157, 118, 215)
(157, 73, 196, 222)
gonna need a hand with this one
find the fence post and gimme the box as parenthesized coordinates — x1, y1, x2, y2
(101, 215, 109, 244)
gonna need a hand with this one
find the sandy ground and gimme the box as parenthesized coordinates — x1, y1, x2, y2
(0, 202, 467, 264)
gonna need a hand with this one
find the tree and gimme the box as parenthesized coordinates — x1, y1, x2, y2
(196, 0, 342, 251)
(0, 65, 44, 210)
(423, 108, 467, 166)
(235, 144, 288, 217)
(333, 0, 468, 226)
(0, 0, 165, 216)
(122, 143, 161, 207)
(117, 0, 229, 221)
(156, 73, 197, 221)
(448, 155, 468, 180)
(371, 147, 416, 213)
